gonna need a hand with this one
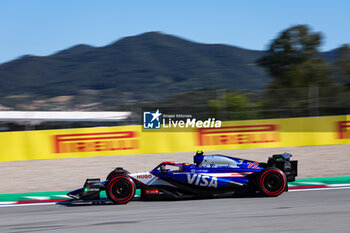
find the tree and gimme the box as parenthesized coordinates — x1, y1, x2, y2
(334, 44, 350, 85)
(257, 25, 334, 117)
(258, 25, 332, 88)
(330, 44, 350, 115)
(209, 92, 258, 120)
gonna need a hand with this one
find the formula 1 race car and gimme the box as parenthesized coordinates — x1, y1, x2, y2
(67, 152, 298, 204)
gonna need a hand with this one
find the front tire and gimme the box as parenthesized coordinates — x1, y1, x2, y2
(106, 167, 129, 180)
(258, 168, 287, 197)
(106, 175, 135, 204)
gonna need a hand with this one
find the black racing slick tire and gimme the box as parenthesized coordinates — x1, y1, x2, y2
(106, 167, 130, 180)
(258, 168, 287, 197)
(106, 175, 135, 204)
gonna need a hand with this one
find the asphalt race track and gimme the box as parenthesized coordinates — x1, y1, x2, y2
(1, 189, 349, 233)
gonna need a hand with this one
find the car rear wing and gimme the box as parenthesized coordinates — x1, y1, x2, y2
(265, 153, 298, 182)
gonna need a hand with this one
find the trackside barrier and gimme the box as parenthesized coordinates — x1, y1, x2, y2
(0, 115, 349, 161)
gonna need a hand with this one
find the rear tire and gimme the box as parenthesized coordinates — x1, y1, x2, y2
(258, 168, 286, 197)
(106, 175, 135, 204)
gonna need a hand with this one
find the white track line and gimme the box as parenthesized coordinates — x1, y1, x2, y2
(328, 183, 350, 187)
(0, 201, 16, 205)
(288, 182, 325, 186)
(22, 196, 50, 200)
(1, 185, 350, 208)
(289, 186, 350, 192)
(53, 195, 70, 198)
(0, 202, 56, 207)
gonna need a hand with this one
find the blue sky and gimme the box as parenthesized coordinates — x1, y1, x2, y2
(0, 0, 349, 64)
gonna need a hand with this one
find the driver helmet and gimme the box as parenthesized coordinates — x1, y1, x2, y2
(195, 150, 204, 156)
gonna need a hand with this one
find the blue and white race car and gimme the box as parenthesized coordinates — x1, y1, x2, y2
(68, 151, 298, 204)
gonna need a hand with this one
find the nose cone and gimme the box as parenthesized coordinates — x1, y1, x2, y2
(67, 188, 84, 199)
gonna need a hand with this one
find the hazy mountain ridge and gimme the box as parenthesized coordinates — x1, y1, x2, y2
(0, 31, 340, 101)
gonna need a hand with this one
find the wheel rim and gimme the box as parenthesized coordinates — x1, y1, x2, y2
(260, 170, 286, 196)
(107, 176, 135, 204)
(264, 173, 282, 192)
(111, 180, 131, 199)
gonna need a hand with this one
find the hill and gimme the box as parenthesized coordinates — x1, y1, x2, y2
(0, 32, 271, 101)
(0, 32, 342, 109)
